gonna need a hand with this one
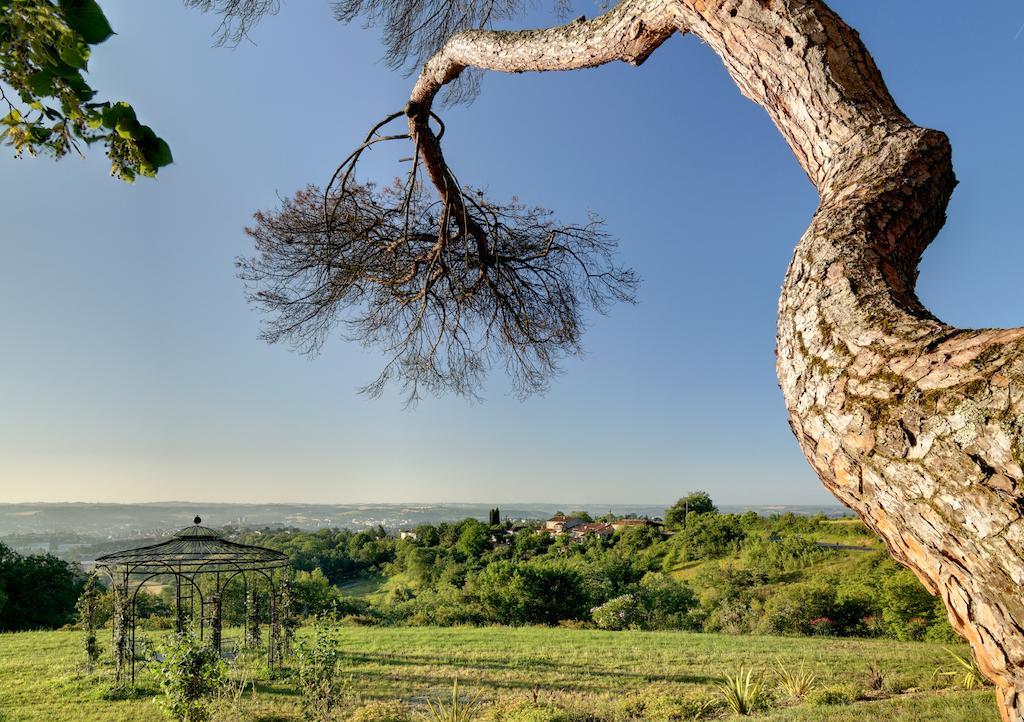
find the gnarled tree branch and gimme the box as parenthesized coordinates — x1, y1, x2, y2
(395, 1, 1024, 718)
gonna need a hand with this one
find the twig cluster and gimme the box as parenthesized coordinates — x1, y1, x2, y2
(238, 113, 636, 404)
(183, 0, 282, 45)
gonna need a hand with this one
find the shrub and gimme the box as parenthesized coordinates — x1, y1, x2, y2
(644, 693, 720, 720)
(861, 614, 886, 637)
(156, 630, 228, 722)
(591, 594, 642, 631)
(883, 674, 914, 695)
(350, 700, 413, 722)
(295, 613, 345, 722)
(702, 598, 755, 635)
(742, 536, 835, 581)
(637, 573, 699, 630)
(923, 614, 962, 644)
(806, 686, 853, 706)
(75, 572, 103, 668)
(674, 513, 745, 562)
(340, 614, 379, 626)
(757, 581, 865, 637)
(476, 560, 589, 625)
(879, 570, 937, 640)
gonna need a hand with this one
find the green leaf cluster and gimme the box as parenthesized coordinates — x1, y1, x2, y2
(295, 612, 346, 722)
(0, 0, 171, 180)
(156, 629, 228, 722)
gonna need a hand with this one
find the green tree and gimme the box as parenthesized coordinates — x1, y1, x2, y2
(511, 529, 550, 561)
(291, 568, 340, 616)
(880, 569, 939, 641)
(673, 512, 744, 562)
(591, 593, 642, 630)
(0, 542, 84, 631)
(637, 572, 698, 629)
(476, 560, 589, 625)
(455, 518, 490, 560)
(616, 524, 661, 554)
(664, 492, 717, 528)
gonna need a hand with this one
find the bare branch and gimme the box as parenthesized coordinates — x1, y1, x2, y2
(238, 116, 637, 403)
(239, 1, 672, 402)
(183, 0, 281, 46)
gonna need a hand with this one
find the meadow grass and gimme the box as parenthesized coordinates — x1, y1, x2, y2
(0, 626, 998, 721)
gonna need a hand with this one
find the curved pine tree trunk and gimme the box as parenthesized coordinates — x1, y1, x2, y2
(405, 1, 1024, 717)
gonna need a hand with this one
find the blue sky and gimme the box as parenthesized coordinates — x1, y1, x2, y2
(1, 1, 1022, 505)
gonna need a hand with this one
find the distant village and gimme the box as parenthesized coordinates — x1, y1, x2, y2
(399, 510, 668, 546)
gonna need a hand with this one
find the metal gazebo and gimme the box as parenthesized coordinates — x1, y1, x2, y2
(95, 516, 290, 685)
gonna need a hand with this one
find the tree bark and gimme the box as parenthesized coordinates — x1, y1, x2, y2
(407, 1, 1024, 718)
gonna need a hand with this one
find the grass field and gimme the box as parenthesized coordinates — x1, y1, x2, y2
(0, 626, 999, 721)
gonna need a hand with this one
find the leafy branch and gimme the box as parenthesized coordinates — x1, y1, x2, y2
(0, 0, 171, 181)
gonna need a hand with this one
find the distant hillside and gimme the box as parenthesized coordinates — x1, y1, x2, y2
(0, 501, 852, 542)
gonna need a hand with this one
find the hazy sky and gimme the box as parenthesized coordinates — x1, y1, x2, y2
(1, 1, 1022, 506)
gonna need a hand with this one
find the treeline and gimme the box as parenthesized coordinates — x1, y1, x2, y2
(0, 498, 960, 645)
(0, 542, 85, 631)
(236, 498, 959, 643)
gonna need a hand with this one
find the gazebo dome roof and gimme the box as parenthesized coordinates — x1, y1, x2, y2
(94, 516, 288, 574)
(172, 522, 222, 539)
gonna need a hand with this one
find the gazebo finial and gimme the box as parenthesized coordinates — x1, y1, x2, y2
(194, 515, 202, 525)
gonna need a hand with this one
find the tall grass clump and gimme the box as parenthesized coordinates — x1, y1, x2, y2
(775, 658, 816, 699)
(865, 657, 884, 691)
(350, 700, 412, 721)
(937, 648, 989, 690)
(424, 678, 481, 722)
(716, 667, 766, 716)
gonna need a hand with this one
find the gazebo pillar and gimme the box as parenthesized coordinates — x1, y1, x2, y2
(245, 576, 262, 649)
(267, 579, 278, 669)
(112, 581, 132, 686)
(209, 593, 223, 652)
(174, 575, 188, 634)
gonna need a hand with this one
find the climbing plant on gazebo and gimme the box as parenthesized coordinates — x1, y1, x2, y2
(75, 572, 103, 669)
(94, 516, 291, 686)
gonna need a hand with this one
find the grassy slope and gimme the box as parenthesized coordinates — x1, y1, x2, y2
(0, 627, 997, 722)
(667, 531, 883, 584)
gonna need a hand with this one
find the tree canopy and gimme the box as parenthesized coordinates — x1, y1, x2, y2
(0, 541, 85, 631)
(664, 492, 717, 528)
